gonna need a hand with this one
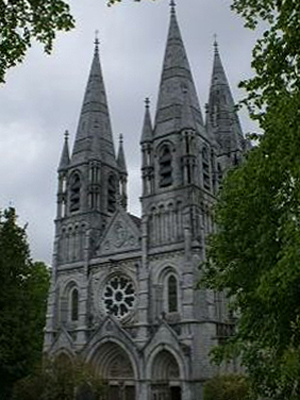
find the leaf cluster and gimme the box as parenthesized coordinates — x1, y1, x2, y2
(0, 208, 50, 399)
(0, 0, 75, 82)
(203, 374, 250, 400)
(12, 356, 105, 400)
(202, 87, 300, 400)
(231, 0, 300, 122)
(201, 1, 300, 396)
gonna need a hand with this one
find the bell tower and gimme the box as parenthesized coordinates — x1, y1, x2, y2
(54, 38, 122, 266)
(140, 2, 216, 249)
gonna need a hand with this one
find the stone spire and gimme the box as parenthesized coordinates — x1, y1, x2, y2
(58, 130, 70, 172)
(71, 37, 117, 167)
(154, 2, 203, 137)
(140, 98, 153, 143)
(180, 89, 196, 131)
(207, 39, 244, 150)
(117, 134, 127, 174)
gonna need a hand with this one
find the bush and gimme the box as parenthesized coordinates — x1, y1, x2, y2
(203, 374, 249, 400)
(12, 356, 104, 400)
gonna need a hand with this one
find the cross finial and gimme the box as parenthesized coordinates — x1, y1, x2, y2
(94, 30, 99, 53)
(64, 129, 69, 141)
(213, 34, 219, 53)
(119, 133, 123, 144)
(170, 0, 176, 14)
(145, 97, 150, 109)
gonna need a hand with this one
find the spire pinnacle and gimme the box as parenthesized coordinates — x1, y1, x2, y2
(207, 40, 244, 147)
(145, 97, 150, 109)
(58, 129, 70, 171)
(170, 0, 176, 15)
(141, 97, 153, 144)
(64, 129, 69, 141)
(71, 41, 117, 167)
(117, 133, 127, 174)
(154, 5, 203, 137)
(213, 34, 219, 54)
(94, 30, 99, 54)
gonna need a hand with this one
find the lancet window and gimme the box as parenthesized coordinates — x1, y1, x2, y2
(159, 145, 173, 187)
(69, 172, 81, 212)
(168, 275, 178, 313)
(202, 146, 210, 191)
(107, 174, 117, 213)
(70, 287, 79, 322)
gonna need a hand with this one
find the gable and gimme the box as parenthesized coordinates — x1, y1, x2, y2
(97, 209, 141, 256)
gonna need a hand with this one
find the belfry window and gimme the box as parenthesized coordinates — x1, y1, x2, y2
(69, 173, 81, 212)
(107, 174, 117, 213)
(70, 288, 79, 322)
(159, 145, 173, 187)
(168, 275, 178, 313)
(202, 147, 210, 191)
(217, 163, 223, 186)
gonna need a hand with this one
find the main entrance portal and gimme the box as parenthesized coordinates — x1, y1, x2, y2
(151, 350, 182, 400)
(92, 342, 135, 400)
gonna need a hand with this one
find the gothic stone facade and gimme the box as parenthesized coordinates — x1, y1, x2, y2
(44, 5, 247, 400)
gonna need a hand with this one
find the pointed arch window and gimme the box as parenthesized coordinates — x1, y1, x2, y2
(159, 145, 173, 187)
(70, 288, 79, 322)
(168, 275, 178, 313)
(108, 174, 117, 213)
(69, 173, 81, 212)
(202, 147, 210, 191)
(217, 163, 223, 186)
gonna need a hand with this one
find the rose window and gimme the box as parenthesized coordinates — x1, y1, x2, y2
(103, 275, 136, 319)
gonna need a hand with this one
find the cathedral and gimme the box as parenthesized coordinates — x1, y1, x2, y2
(44, 3, 248, 400)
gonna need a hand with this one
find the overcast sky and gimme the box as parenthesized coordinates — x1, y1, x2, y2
(0, 0, 260, 264)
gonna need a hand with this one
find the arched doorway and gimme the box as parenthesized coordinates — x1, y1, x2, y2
(151, 350, 182, 400)
(91, 342, 136, 400)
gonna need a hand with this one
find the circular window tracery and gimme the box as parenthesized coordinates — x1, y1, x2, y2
(103, 275, 136, 319)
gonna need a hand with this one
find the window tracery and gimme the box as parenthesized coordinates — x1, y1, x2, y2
(103, 275, 136, 319)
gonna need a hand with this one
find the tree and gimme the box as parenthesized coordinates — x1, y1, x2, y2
(12, 356, 104, 400)
(0, 0, 149, 83)
(203, 374, 249, 400)
(201, 1, 300, 399)
(0, 0, 75, 83)
(0, 208, 50, 399)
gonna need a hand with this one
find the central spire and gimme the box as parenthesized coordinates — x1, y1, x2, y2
(71, 37, 117, 168)
(154, 3, 203, 137)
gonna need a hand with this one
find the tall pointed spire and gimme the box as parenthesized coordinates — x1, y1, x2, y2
(140, 97, 153, 143)
(71, 36, 117, 167)
(154, 3, 203, 137)
(58, 130, 70, 171)
(117, 134, 127, 174)
(180, 89, 196, 131)
(207, 38, 244, 145)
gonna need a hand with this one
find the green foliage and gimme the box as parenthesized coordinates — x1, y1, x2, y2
(201, 1, 300, 398)
(203, 374, 249, 400)
(231, 0, 300, 123)
(0, 208, 50, 399)
(0, 0, 155, 81)
(0, 0, 74, 82)
(202, 92, 300, 399)
(12, 356, 104, 400)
